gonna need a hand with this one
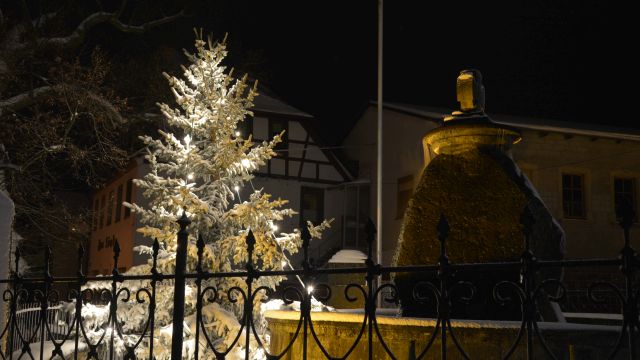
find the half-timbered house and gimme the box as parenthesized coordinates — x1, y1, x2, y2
(87, 92, 358, 275)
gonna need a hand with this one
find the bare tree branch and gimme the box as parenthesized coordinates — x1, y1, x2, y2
(0, 85, 54, 116)
(0, 84, 124, 124)
(36, 9, 185, 51)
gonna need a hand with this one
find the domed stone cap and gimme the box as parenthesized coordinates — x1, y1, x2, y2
(423, 70, 521, 157)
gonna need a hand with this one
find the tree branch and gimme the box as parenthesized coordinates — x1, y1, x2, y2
(0, 84, 124, 124)
(36, 9, 185, 51)
(0, 85, 55, 117)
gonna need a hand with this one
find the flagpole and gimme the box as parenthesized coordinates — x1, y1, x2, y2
(376, 0, 383, 297)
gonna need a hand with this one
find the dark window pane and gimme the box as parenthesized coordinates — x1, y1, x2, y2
(236, 116, 253, 138)
(614, 178, 637, 221)
(124, 179, 133, 219)
(106, 191, 114, 226)
(562, 174, 585, 218)
(99, 195, 105, 229)
(269, 118, 289, 152)
(115, 184, 123, 223)
(300, 187, 324, 226)
(92, 199, 99, 231)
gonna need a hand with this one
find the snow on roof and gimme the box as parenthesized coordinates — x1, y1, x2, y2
(328, 249, 368, 264)
(252, 92, 313, 118)
(375, 102, 640, 142)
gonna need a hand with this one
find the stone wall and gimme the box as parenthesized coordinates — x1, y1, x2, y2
(266, 310, 632, 359)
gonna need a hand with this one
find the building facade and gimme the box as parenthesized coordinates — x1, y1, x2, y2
(89, 98, 640, 280)
(344, 103, 640, 266)
(88, 93, 355, 274)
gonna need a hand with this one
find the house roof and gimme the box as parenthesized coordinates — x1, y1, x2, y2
(252, 92, 313, 119)
(252, 90, 354, 181)
(374, 102, 640, 142)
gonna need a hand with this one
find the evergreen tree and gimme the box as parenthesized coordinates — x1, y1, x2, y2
(80, 32, 330, 359)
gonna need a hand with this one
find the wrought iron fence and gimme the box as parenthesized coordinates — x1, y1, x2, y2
(1, 203, 639, 359)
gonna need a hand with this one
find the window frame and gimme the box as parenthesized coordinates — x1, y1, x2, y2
(268, 118, 289, 153)
(124, 179, 133, 219)
(300, 186, 325, 227)
(115, 184, 123, 223)
(236, 116, 254, 139)
(613, 176, 638, 222)
(106, 190, 115, 226)
(562, 173, 587, 219)
(99, 195, 106, 229)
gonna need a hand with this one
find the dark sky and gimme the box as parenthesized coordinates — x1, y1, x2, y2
(98, 1, 632, 144)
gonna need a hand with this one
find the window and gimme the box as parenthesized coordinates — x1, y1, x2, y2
(115, 184, 123, 223)
(269, 118, 289, 152)
(300, 187, 324, 226)
(236, 116, 253, 138)
(99, 195, 106, 229)
(396, 175, 414, 219)
(124, 179, 133, 219)
(614, 177, 637, 221)
(92, 199, 99, 231)
(106, 191, 114, 226)
(562, 174, 586, 219)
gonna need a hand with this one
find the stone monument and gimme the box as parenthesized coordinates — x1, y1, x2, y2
(393, 70, 565, 320)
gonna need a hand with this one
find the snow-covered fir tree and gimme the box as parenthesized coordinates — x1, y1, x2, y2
(79, 32, 330, 359)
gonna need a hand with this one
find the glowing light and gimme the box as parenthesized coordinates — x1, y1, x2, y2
(183, 134, 192, 147)
(187, 173, 194, 180)
(234, 185, 240, 192)
(307, 285, 314, 295)
(281, 260, 287, 268)
(241, 159, 251, 168)
(271, 223, 279, 232)
(235, 130, 241, 137)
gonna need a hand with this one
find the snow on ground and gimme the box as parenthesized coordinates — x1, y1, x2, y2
(262, 298, 334, 313)
(563, 312, 623, 320)
(328, 249, 367, 264)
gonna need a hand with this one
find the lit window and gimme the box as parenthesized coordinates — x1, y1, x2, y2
(562, 174, 586, 219)
(614, 177, 637, 221)
(396, 175, 414, 219)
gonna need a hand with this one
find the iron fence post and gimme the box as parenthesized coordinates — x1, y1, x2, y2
(109, 240, 123, 360)
(73, 245, 85, 360)
(7, 247, 21, 360)
(171, 210, 191, 360)
(519, 206, 537, 360)
(365, 219, 377, 360)
(618, 200, 638, 359)
(301, 226, 312, 359)
(39, 246, 52, 360)
(149, 239, 161, 360)
(245, 230, 256, 359)
(194, 235, 204, 360)
(437, 214, 451, 360)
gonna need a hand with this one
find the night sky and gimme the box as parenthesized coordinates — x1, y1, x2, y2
(95, 1, 632, 144)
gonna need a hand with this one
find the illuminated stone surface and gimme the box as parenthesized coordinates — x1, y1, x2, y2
(393, 70, 564, 320)
(266, 310, 623, 359)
